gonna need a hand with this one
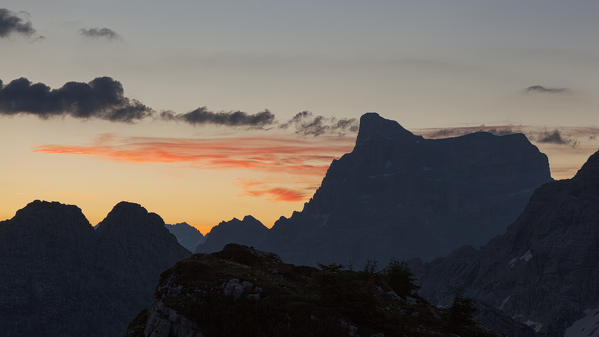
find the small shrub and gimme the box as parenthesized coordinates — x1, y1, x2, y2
(382, 260, 419, 298)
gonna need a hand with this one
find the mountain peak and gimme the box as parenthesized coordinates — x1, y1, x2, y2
(14, 200, 90, 228)
(17, 199, 82, 215)
(96, 201, 165, 234)
(242, 215, 260, 223)
(111, 201, 146, 213)
(355, 112, 416, 149)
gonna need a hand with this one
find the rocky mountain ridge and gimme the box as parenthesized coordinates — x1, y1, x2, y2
(0, 200, 189, 337)
(415, 150, 599, 336)
(196, 112, 552, 266)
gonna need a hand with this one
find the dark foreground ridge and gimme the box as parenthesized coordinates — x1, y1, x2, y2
(126, 244, 501, 337)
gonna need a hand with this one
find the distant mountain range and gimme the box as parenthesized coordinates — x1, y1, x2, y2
(0, 201, 189, 337)
(414, 149, 599, 337)
(196, 112, 551, 266)
(5, 112, 596, 337)
(166, 222, 205, 251)
(196, 215, 267, 254)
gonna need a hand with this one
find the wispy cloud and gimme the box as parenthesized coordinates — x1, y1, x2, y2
(525, 85, 569, 94)
(280, 111, 358, 136)
(416, 125, 580, 148)
(34, 134, 354, 176)
(161, 107, 275, 128)
(236, 180, 307, 202)
(418, 125, 517, 139)
(79, 27, 120, 40)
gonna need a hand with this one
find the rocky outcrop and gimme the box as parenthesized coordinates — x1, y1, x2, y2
(0, 200, 190, 337)
(126, 244, 500, 337)
(416, 150, 599, 336)
(166, 222, 205, 252)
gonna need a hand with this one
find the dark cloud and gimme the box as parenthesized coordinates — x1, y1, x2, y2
(525, 85, 568, 94)
(0, 8, 35, 38)
(0, 77, 152, 122)
(161, 107, 275, 127)
(79, 27, 120, 40)
(0, 75, 356, 132)
(537, 129, 573, 145)
(280, 111, 358, 136)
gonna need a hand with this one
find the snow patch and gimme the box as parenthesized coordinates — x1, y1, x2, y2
(508, 249, 533, 268)
(521, 250, 533, 262)
(565, 308, 599, 337)
(499, 295, 511, 310)
(524, 320, 543, 333)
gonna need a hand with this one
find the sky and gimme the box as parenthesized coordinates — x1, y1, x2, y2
(1, 1, 598, 233)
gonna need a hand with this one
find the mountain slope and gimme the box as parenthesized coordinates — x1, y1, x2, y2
(259, 112, 551, 266)
(0, 200, 189, 337)
(416, 150, 599, 336)
(166, 222, 204, 251)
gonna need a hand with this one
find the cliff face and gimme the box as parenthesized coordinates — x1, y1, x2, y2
(416, 150, 599, 336)
(0, 200, 189, 337)
(258, 113, 550, 266)
(126, 244, 501, 337)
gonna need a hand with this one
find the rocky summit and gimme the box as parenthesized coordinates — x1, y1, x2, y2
(415, 149, 599, 336)
(197, 113, 551, 266)
(126, 244, 501, 337)
(0, 200, 189, 337)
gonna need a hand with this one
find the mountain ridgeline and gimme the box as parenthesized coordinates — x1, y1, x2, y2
(414, 150, 599, 336)
(0, 201, 189, 337)
(196, 113, 551, 266)
(166, 222, 205, 251)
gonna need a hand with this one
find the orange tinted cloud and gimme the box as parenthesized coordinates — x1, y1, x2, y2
(242, 187, 307, 202)
(34, 134, 354, 176)
(235, 179, 309, 202)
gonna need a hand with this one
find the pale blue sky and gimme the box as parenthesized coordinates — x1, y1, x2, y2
(2, 0, 598, 127)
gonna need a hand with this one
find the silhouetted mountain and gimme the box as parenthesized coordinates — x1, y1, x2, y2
(416, 150, 599, 336)
(202, 113, 550, 266)
(196, 215, 267, 253)
(126, 244, 500, 337)
(166, 222, 204, 251)
(0, 200, 189, 337)
(0, 201, 97, 337)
